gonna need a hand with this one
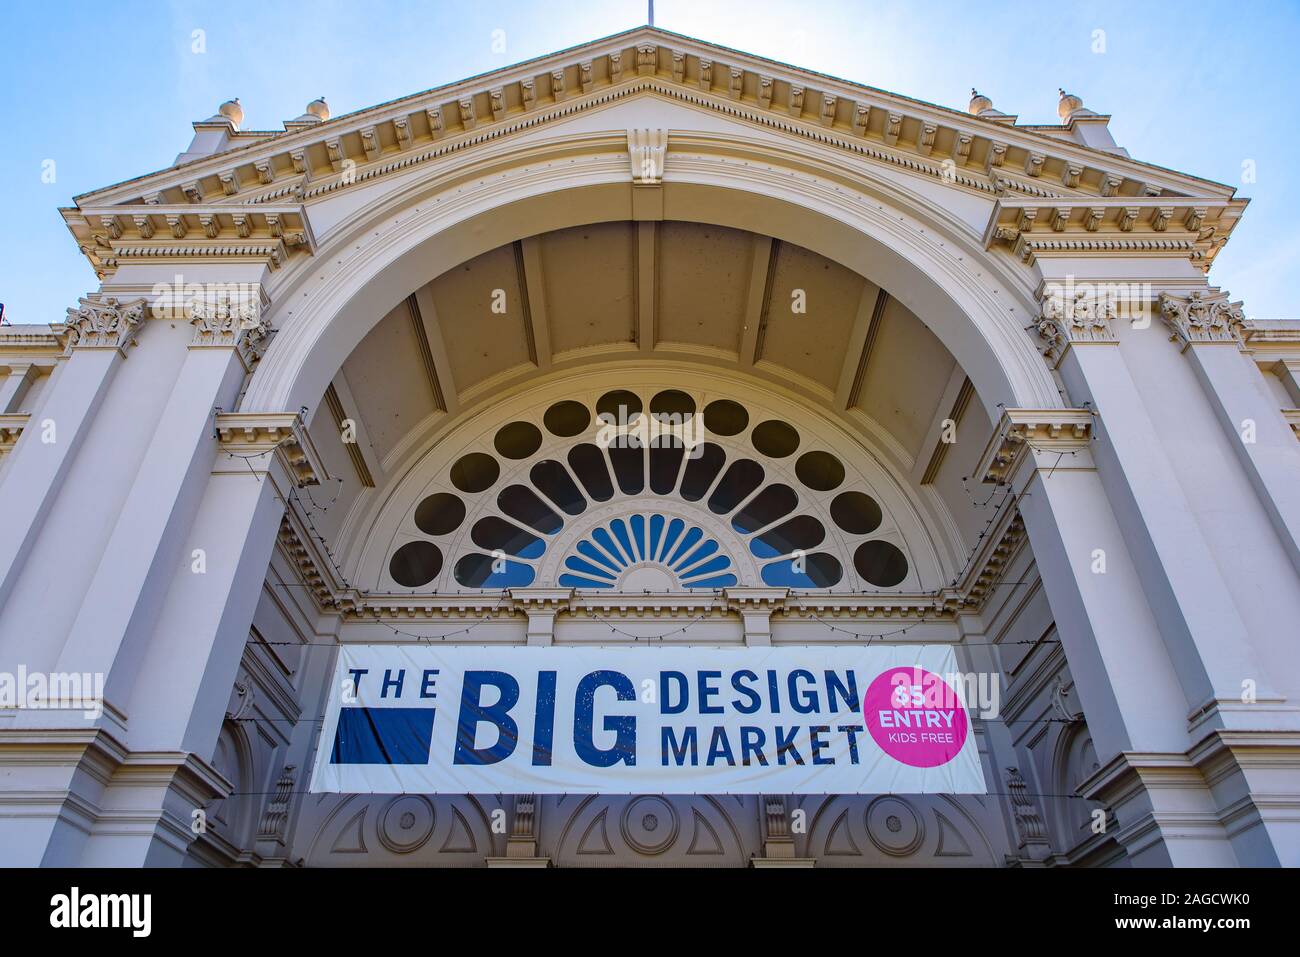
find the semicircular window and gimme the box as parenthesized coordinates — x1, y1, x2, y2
(558, 514, 737, 590)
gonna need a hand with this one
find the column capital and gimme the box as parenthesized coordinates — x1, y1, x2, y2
(1033, 284, 1119, 361)
(189, 294, 271, 369)
(1158, 289, 1246, 347)
(62, 295, 148, 353)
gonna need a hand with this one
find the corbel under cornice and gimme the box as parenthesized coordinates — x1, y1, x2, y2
(214, 411, 325, 487)
(977, 408, 1094, 485)
(0, 413, 30, 456)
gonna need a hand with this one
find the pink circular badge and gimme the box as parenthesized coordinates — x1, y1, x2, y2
(863, 667, 968, 768)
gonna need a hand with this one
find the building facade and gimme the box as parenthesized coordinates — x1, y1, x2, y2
(1, 27, 1298, 867)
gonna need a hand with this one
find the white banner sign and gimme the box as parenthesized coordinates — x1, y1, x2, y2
(309, 645, 985, 795)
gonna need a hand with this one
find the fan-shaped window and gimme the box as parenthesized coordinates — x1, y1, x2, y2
(855, 540, 909, 587)
(732, 483, 797, 534)
(558, 513, 737, 589)
(544, 400, 591, 437)
(650, 436, 685, 494)
(454, 553, 535, 588)
(750, 515, 825, 558)
(494, 421, 543, 459)
(530, 460, 585, 515)
(831, 491, 883, 535)
(761, 552, 842, 588)
(389, 541, 443, 588)
(414, 493, 465, 536)
(751, 420, 800, 458)
(703, 399, 748, 436)
(470, 516, 545, 558)
(596, 390, 642, 425)
(708, 459, 764, 514)
(795, 451, 845, 492)
(567, 443, 613, 501)
(449, 452, 499, 493)
(498, 484, 562, 534)
(680, 443, 725, 501)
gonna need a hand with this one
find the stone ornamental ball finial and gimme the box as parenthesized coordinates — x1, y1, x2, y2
(968, 89, 993, 116)
(218, 98, 244, 129)
(1058, 88, 1084, 121)
(307, 97, 331, 121)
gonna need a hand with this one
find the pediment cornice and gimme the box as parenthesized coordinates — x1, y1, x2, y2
(63, 27, 1243, 276)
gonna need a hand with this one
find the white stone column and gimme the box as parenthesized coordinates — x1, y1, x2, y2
(1158, 291, 1300, 576)
(0, 297, 145, 612)
(1029, 284, 1300, 865)
(979, 411, 1237, 866)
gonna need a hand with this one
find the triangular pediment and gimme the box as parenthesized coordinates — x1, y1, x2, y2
(63, 25, 1245, 277)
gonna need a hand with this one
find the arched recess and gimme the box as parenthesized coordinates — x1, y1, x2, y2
(241, 127, 1060, 422)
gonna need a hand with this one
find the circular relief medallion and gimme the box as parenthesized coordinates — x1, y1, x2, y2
(865, 796, 924, 856)
(620, 795, 680, 855)
(378, 795, 436, 854)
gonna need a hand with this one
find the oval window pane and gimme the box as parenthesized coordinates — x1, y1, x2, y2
(855, 540, 909, 587)
(649, 436, 685, 494)
(751, 420, 800, 458)
(761, 552, 842, 588)
(703, 399, 748, 436)
(470, 516, 545, 558)
(530, 460, 586, 515)
(650, 389, 696, 422)
(750, 515, 825, 558)
(731, 483, 797, 534)
(494, 421, 543, 459)
(497, 484, 563, 534)
(596, 390, 642, 425)
(608, 441, 645, 495)
(413, 493, 465, 536)
(708, 459, 764, 514)
(454, 552, 535, 588)
(449, 452, 499, 493)
(389, 541, 443, 588)
(543, 400, 591, 437)
(567, 444, 613, 501)
(830, 491, 883, 535)
(680, 443, 725, 501)
(795, 451, 845, 492)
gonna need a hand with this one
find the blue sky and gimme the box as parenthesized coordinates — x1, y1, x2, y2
(1, 0, 1297, 323)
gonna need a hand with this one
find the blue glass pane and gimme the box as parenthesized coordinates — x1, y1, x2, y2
(629, 514, 647, 561)
(577, 540, 621, 574)
(684, 574, 737, 589)
(565, 556, 617, 580)
(680, 554, 730, 580)
(559, 573, 615, 589)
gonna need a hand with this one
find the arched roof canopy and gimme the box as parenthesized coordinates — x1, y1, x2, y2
(241, 126, 1062, 422)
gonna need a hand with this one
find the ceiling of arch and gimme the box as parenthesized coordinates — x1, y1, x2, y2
(301, 219, 1002, 585)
